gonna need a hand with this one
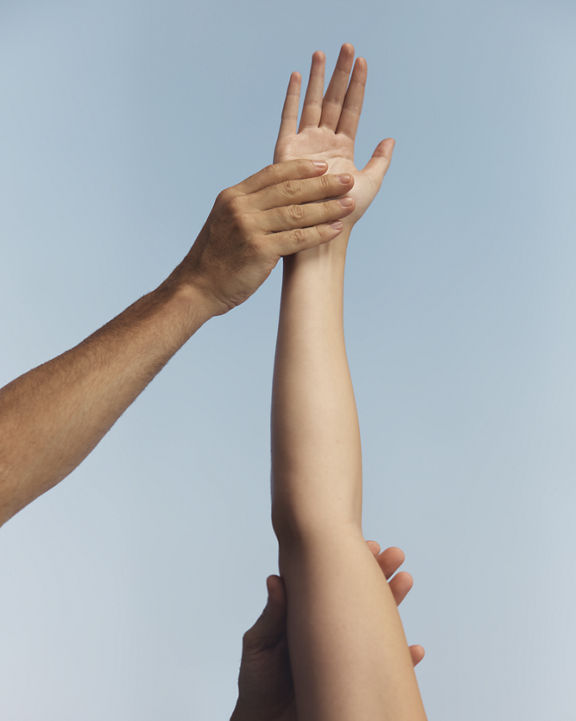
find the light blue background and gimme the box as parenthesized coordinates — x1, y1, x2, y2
(1, 0, 575, 719)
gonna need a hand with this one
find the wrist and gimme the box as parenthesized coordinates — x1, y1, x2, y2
(284, 225, 351, 270)
(154, 272, 217, 330)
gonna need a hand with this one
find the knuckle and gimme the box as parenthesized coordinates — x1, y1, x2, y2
(319, 173, 331, 191)
(287, 203, 305, 220)
(282, 179, 301, 197)
(217, 187, 234, 206)
(290, 227, 307, 246)
(227, 197, 246, 224)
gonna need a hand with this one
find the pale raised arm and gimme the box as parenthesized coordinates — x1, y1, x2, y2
(270, 44, 428, 721)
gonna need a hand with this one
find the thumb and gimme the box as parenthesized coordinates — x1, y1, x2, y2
(362, 138, 396, 189)
(242, 575, 287, 651)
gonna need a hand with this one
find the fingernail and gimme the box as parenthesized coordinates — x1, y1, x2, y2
(339, 173, 352, 184)
(331, 221, 343, 230)
(313, 160, 328, 169)
(339, 197, 354, 207)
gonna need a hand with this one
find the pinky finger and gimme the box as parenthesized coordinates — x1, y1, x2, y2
(410, 644, 426, 667)
(272, 220, 344, 256)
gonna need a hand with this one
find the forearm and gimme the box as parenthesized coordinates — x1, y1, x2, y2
(270, 235, 427, 721)
(270, 233, 362, 537)
(0, 276, 212, 527)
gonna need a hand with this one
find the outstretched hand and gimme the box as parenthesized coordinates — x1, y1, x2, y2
(231, 542, 424, 721)
(274, 43, 395, 230)
(169, 159, 355, 315)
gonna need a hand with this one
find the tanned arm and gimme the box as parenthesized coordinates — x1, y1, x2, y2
(0, 159, 356, 527)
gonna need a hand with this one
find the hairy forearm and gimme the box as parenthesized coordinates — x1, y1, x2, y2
(0, 277, 212, 527)
(270, 235, 427, 721)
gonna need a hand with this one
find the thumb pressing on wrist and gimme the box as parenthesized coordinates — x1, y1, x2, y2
(242, 575, 287, 651)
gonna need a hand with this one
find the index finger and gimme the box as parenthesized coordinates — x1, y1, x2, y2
(233, 159, 328, 196)
(276, 72, 302, 146)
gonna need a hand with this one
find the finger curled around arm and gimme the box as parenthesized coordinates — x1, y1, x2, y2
(250, 172, 354, 210)
(366, 540, 381, 555)
(271, 221, 344, 257)
(258, 197, 354, 233)
(376, 546, 406, 579)
(234, 159, 328, 196)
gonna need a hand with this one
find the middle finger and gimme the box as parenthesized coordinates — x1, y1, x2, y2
(249, 172, 354, 211)
(319, 43, 355, 131)
(376, 546, 406, 578)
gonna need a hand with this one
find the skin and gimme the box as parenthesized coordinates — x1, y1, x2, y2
(0, 159, 354, 527)
(267, 44, 427, 720)
(0, 42, 423, 721)
(274, 43, 395, 233)
(231, 542, 425, 721)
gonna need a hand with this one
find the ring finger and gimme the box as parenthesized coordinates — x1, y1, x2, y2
(389, 572, 414, 605)
(258, 196, 355, 233)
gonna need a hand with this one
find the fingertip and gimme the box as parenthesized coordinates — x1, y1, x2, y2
(267, 574, 282, 596)
(386, 545, 405, 560)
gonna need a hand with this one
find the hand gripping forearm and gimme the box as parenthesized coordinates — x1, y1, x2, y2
(0, 160, 354, 527)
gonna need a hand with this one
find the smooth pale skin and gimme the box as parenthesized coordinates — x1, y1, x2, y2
(232, 542, 425, 721)
(274, 44, 395, 232)
(268, 44, 428, 721)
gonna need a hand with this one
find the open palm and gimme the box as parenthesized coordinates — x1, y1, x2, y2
(274, 44, 395, 228)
